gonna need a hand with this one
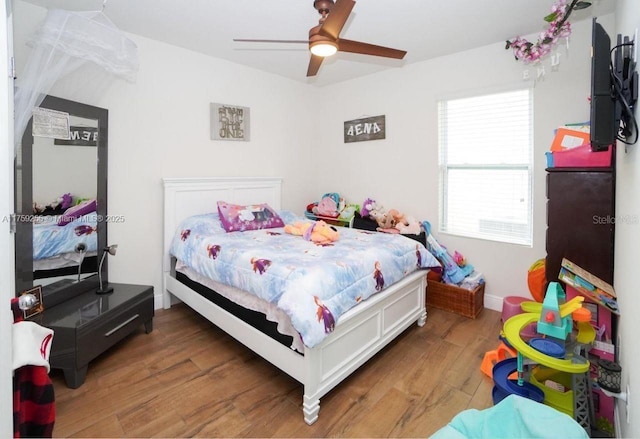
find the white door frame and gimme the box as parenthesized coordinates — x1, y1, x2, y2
(1, 0, 15, 437)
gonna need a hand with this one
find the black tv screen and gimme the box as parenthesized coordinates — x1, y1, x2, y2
(590, 18, 616, 152)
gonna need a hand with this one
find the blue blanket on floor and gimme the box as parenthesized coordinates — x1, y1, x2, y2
(431, 395, 588, 438)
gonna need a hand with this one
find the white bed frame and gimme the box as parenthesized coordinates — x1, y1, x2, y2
(162, 177, 427, 425)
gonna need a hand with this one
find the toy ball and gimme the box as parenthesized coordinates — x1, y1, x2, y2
(527, 258, 546, 303)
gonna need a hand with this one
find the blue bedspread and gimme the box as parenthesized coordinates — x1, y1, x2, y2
(33, 214, 97, 260)
(170, 211, 440, 348)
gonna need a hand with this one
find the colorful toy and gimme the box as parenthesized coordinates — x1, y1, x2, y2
(284, 220, 340, 245)
(360, 198, 376, 218)
(367, 203, 390, 228)
(422, 221, 473, 284)
(481, 341, 517, 378)
(493, 281, 596, 433)
(453, 251, 466, 267)
(527, 258, 546, 303)
(313, 195, 339, 217)
(394, 211, 421, 235)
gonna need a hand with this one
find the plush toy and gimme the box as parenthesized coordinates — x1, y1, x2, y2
(284, 220, 340, 245)
(369, 206, 389, 228)
(395, 213, 422, 235)
(360, 198, 376, 218)
(453, 251, 466, 266)
(313, 194, 339, 217)
(59, 193, 73, 210)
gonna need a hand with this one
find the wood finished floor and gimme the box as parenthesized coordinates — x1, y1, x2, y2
(50, 303, 503, 438)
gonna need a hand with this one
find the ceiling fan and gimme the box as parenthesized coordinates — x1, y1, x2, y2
(233, 0, 407, 77)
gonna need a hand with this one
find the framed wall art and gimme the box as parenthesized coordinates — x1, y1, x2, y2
(344, 115, 386, 143)
(210, 103, 250, 141)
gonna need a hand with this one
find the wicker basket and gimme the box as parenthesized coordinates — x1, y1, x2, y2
(426, 279, 485, 319)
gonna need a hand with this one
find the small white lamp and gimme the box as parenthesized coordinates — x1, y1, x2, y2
(96, 244, 117, 294)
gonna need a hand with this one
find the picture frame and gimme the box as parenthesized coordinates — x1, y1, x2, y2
(20, 285, 44, 319)
(210, 103, 250, 141)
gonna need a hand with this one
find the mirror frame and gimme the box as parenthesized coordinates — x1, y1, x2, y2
(15, 95, 109, 304)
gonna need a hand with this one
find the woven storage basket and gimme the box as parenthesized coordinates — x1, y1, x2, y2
(426, 279, 485, 319)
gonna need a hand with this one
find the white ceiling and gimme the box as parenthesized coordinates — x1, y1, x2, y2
(20, 0, 614, 87)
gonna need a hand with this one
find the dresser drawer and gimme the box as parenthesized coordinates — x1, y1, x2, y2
(76, 292, 153, 367)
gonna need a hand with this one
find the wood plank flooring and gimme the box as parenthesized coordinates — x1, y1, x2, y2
(50, 303, 503, 437)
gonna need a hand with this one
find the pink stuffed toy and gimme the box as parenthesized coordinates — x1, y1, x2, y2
(313, 196, 339, 217)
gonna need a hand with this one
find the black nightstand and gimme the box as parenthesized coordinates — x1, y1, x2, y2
(39, 283, 154, 388)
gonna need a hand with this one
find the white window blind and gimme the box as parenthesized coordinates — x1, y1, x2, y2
(438, 89, 533, 246)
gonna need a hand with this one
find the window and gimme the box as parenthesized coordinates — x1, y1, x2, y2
(438, 88, 533, 246)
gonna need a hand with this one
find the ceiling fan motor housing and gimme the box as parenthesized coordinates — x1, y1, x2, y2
(314, 0, 334, 20)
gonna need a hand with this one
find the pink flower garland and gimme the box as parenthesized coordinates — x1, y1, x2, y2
(506, 0, 588, 64)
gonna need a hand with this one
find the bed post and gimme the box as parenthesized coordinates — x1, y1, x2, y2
(302, 349, 322, 425)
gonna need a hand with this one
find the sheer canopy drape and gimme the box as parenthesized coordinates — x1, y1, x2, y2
(14, 8, 138, 148)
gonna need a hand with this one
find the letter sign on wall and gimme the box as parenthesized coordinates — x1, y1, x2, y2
(344, 115, 385, 143)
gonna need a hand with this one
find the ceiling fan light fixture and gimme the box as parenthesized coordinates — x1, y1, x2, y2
(310, 40, 338, 57)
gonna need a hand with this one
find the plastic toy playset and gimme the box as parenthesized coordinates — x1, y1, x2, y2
(482, 280, 609, 435)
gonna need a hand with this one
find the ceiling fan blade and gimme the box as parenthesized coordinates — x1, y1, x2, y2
(307, 54, 324, 77)
(337, 39, 407, 59)
(319, 0, 355, 40)
(233, 39, 309, 44)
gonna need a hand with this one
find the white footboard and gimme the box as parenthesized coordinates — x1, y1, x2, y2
(165, 268, 426, 425)
(301, 270, 426, 424)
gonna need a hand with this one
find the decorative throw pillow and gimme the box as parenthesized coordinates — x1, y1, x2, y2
(217, 201, 284, 232)
(57, 199, 97, 226)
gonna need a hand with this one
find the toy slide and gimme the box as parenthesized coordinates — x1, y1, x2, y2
(503, 313, 590, 374)
(492, 358, 544, 404)
(520, 296, 584, 318)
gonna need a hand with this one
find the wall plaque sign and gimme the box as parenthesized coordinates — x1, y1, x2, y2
(344, 115, 385, 143)
(211, 103, 250, 141)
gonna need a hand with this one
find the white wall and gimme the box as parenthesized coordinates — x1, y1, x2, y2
(313, 16, 607, 311)
(13, 1, 319, 306)
(0, 1, 15, 436)
(613, 0, 640, 435)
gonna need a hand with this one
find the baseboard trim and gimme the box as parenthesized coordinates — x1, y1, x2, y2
(484, 292, 503, 312)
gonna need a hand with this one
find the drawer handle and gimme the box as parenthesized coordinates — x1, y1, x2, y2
(104, 314, 139, 337)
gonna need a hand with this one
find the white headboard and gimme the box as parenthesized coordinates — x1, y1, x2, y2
(162, 177, 282, 273)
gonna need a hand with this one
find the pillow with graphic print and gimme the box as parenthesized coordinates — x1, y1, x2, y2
(217, 201, 284, 232)
(57, 199, 97, 226)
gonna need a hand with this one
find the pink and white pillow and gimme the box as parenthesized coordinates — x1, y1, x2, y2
(217, 201, 284, 232)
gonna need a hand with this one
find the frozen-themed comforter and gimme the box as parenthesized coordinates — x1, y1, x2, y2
(33, 214, 97, 261)
(170, 211, 440, 348)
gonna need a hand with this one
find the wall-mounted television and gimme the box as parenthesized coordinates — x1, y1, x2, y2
(590, 18, 638, 152)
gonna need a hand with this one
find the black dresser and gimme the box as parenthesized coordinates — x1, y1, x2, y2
(546, 167, 615, 285)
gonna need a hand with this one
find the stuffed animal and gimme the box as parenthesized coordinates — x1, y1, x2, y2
(360, 198, 376, 217)
(368, 202, 391, 227)
(313, 194, 339, 217)
(284, 220, 340, 245)
(395, 213, 422, 235)
(59, 193, 73, 210)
